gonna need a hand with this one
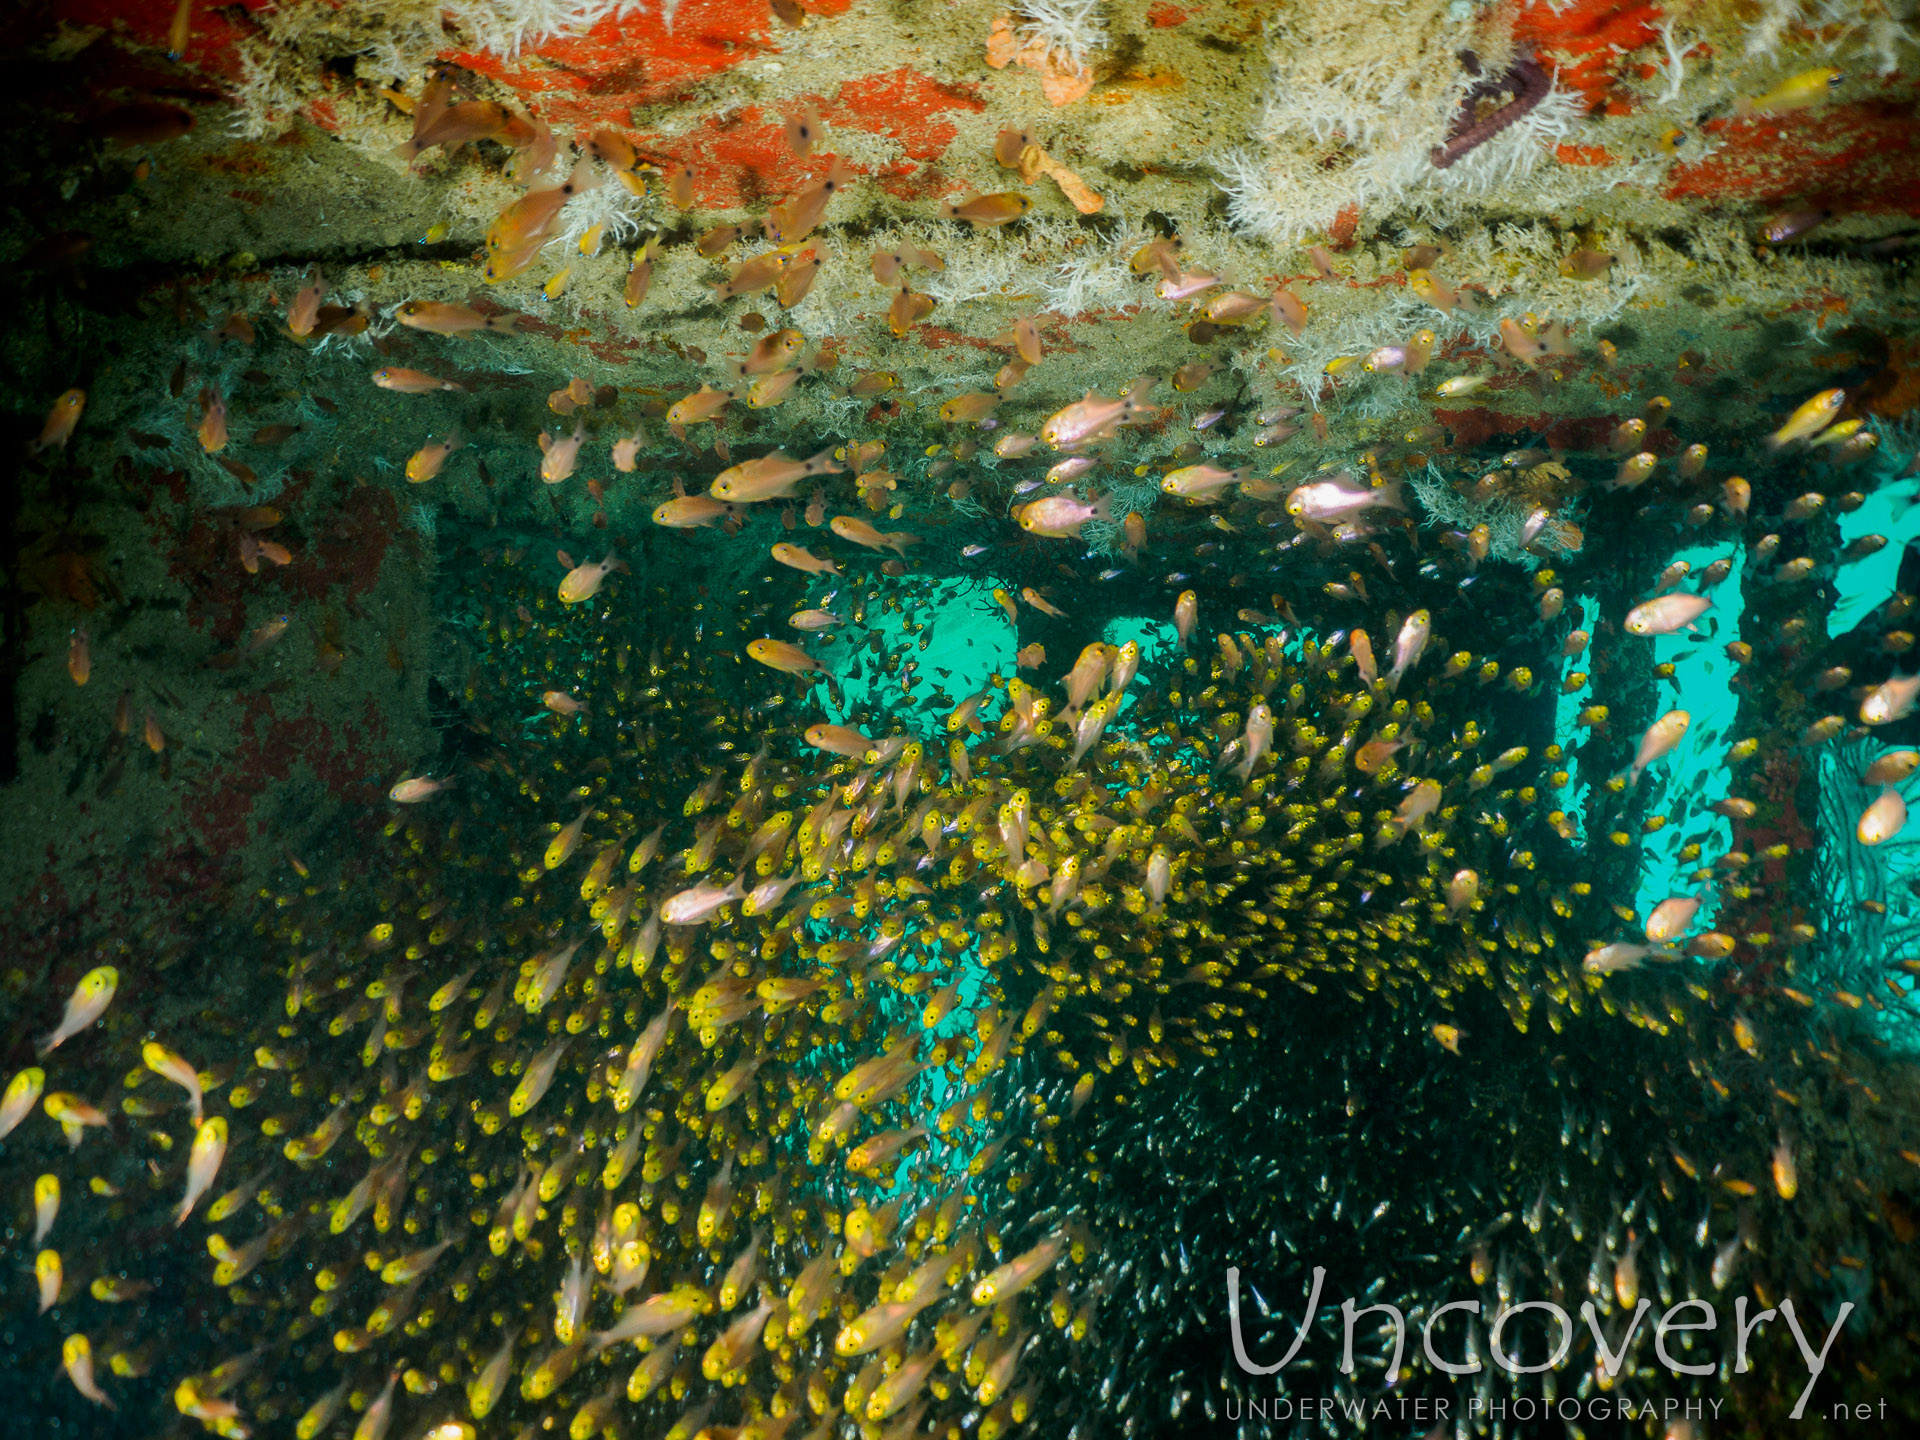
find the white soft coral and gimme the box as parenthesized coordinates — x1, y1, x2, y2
(545, 178, 650, 255)
(444, 0, 647, 57)
(1013, 0, 1109, 77)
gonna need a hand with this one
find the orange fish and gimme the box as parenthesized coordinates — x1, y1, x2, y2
(775, 249, 822, 308)
(406, 433, 463, 483)
(395, 301, 520, 335)
(373, 367, 463, 394)
(390, 775, 455, 803)
(285, 266, 326, 337)
(480, 160, 591, 282)
(994, 124, 1041, 168)
(872, 244, 944, 284)
(712, 447, 842, 503)
(29, 389, 85, 454)
(697, 222, 754, 258)
(652, 496, 738, 529)
(213, 312, 255, 346)
(1130, 235, 1184, 277)
(1407, 269, 1458, 312)
(67, 629, 90, 687)
(746, 638, 825, 675)
(765, 156, 857, 245)
(167, 0, 193, 58)
(940, 192, 1032, 226)
(846, 371, 898, 398)
(748, 369, 803, 408)
(939, 392, 1001, 424)
(830, 515, 918, 554)
(1269, 287, 1308, 335)
(784, 102, 823, 156)
(1499, 317, 1546, 366)
(404, 100, 533, 162)
(1020, 587, 1068, 618)
(246, 616, 289, 651)
(888, 287, 936, 337)
(586, 127, 643, 174)
(483, 158, 598, 283)
(621, 234, 663, 310)
(659, 160, 697, 208)
(197, 390, 228, 453)
(730, 328, 806, 378)
(771, 543, 841, 576)
(666, 385, 734, 426)
(558, 555, 621, 604)
(713, 249, 792, 302)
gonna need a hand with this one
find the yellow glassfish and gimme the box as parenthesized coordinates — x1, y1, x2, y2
(33, 1174, 59, 1244)
(1735, 67, 1842, 118)
(177, 1116, 228, 1226)
(36, 1248, 63, 1312)
(1, 1067, 46, 1139)
(143, 1041, 205, 1125)
(63, 1334, 112, 1407)
(467, 1332, 514, 1419)
(971, 1234, 1063, 1306)
(37, 966, 118, 1056)
(544, 806, 592, 872)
